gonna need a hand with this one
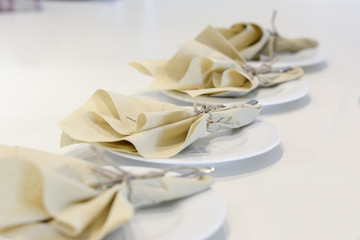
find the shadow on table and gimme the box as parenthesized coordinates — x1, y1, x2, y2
(302, 61, 328, 74)
(261, 94, 311, 115)
(208, 144, 283, 179)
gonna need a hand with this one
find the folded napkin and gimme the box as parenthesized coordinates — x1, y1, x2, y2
(0, 145, 214, 240)
(131, 39, 303, 97)
(214, 23, 271, 61)
(208, 12, 318, 60)
(59, 89, 262, 159)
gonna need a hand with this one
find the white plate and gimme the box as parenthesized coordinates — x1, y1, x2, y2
(163, 79, 308, 106)
(104, 167, 226, 240)
(108, 119, 281, 165)
(248, 47, 326, 68)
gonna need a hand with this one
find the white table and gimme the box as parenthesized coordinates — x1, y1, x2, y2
(1, 0, 360, 239)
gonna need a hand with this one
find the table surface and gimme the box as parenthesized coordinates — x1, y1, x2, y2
(1, 0, 360, 239)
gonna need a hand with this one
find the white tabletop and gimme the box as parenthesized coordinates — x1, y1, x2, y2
(1, 0, 360, 239)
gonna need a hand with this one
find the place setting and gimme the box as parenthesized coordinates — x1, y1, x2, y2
(59, 89, 281, 165)
(239, 11, 325, 68)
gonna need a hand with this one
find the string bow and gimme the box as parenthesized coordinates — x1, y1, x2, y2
(91, 146, 214, 202)
(193, 103, 225, 124)
(241, 55, 281, 79)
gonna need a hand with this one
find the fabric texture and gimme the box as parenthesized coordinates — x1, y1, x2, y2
(59, 90, 262, 159)
(213, 22, 318, 60)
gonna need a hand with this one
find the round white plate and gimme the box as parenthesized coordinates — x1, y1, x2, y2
(104, 167, 226, 240)
(163, 79, 308, 106)
(108, 119, 281, 165)
(248, 47, 326, 68)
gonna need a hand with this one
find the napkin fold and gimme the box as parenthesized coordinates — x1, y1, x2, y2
(131, 38, 303, 98)
(59, 89, 262, 159)
(214, 23, 271, 61)
(0, 145, 214, 240)
(212, 18, 318, 60)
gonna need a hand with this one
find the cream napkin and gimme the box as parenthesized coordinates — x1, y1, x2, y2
(0, 145, 214, 240)
(212, 21, 318, 60)
(131, 38, 303, 98)
(59, 89, 262, 159)
(214, 23, 271, 61)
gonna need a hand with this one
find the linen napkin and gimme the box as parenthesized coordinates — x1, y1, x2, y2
(209, 15, 318, 60)
(0, 145, 214, 240)
(131, 39, 304, 98)
(59, 89, 262, 159)
(214, 23, 271, 61)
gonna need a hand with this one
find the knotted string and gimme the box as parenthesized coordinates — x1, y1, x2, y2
(241, 55, 281, 79)
(90, 146, 214, 202)
(193, 103, 225, 124)
(269, 10, 279, 37)
(269, 10, 280, 51)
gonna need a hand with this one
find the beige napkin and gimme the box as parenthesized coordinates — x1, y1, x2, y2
(59, 89, 262, 159)
(212, 21, 318, 60)
(131, 38, 303, 98)
(214, 23, 271, 60)
(0, 145, 214, 240)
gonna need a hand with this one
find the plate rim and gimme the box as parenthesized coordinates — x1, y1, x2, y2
(248, 46, 326, 68)
(162, 79, 309, 107)
(107, 119, 281, 165)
